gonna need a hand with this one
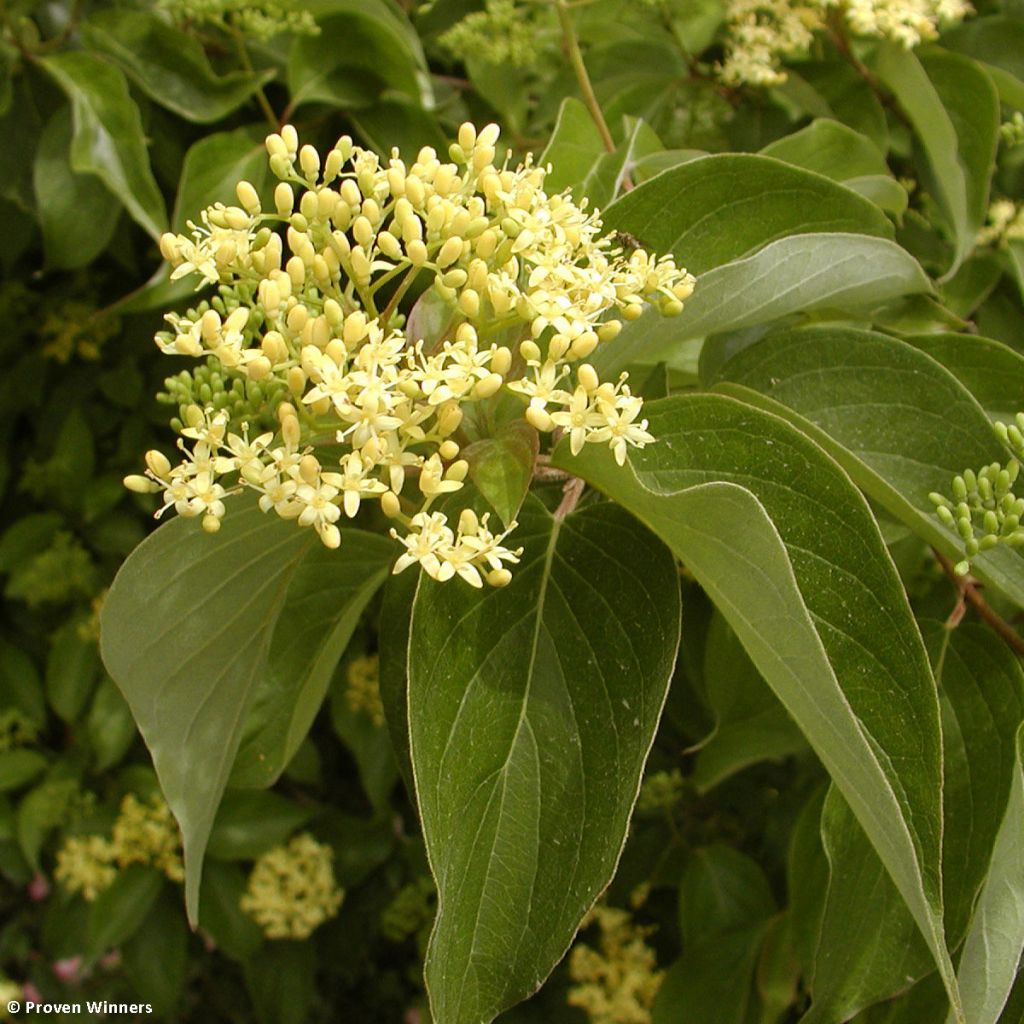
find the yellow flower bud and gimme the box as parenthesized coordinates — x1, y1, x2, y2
(438, 439, 460, 460)
(525, 405, 554, 432)
(274, 182, 294, 217)
(458, 123, 477, 151)
(280, 124, 299, 153)
(578, 363, 600, 392)
(487, 568, 513, 587)
(437, 236, 464, 268)
(124, 474, 159, 493)
(299, 144, 320, 179)
(406, 239, 429, 266)
(381, 491, 402, 518)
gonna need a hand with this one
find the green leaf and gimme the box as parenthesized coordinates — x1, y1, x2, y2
(409, 497, 680, 1024)
(602, 153, 894, 275)
(81, 10, 271, 123)
(86, 864, 164, 959)
(329, 663, 398, 811)
(229, 529, 393, 786)
(100, 501, 317, 922)
(947, 727, 1024, 1023)
(463, 421, 539, 528)
(691, 612, 805, 793)
(206, 791, 313, 860)
(173, 127, 269, 234)
(710, 326, 1024, 608)
(101, 499, 394, 920)
(33, 108, 120, 269)
(17, 773, 78, 869)
(842, 174, 908, 216)
(46, 620, 100, 723)
(678, 845, 775, 944)
(802, 790, 933, 1024)
(653, 922, 773, 1024)
(593, 234, 930, 375)
(551, 394, 957, 1012)
(85, 676, 137, 773)
(245, 941, 315, 1024)
(287, 0, 432, 111)
(0, 750, 48, 793)
(39, 52, 167, 239)
(539, 97, 605, 196)
(377, 569, 417, 796)
(122, 889, 188, 1016)
(198, 860, 264, 960)
(903, 333, 1024, 425)
(943, 16, 1024, 109)
(760, 118, 889, 180)
(873, 45, 997, 275)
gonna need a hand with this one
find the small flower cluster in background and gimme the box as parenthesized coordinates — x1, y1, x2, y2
(155, 0, 318, 40)
(931, 413, 1024, 575)
(567, 903, 664, 1024)
(128, 122, 694, 588)
(55, 794, 185, 901)
(977, 199, 1024, 248)
(240, 833, 343, 939)
(720, 0, 973, 87)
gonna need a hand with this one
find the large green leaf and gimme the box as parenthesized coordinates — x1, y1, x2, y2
(592, 233, 930, 375)
(601, 153, 894, 275)
(710, 327, 1024, 608)
(690, 611, 805, 793)
(288, 0, 431, 111)
(873, 46, 997, 275)
(33, 108, 120, 269)
(409, 497, 680, 1024)
(760, 118, 889, 180)
(539, 97, 606, 196)
(802, 790, 933, 1024)
(81, 10, 270, 123)
(173, 128, 270, 233)
(943, 16, 1024, 108)
(230, 530, 393, 786)
(902, 334, 1024, 424)
(551, 394, 957, 1013)
(39, 52, 167, 239)
(101, 501, 391, 920)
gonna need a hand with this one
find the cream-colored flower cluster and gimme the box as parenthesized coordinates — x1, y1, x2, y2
(720, 0, 972, 86)
(127, 122, 694, 588)
(54, 794, 184, 901)
(568, 904, 664, 1024)
(240, 833, 343, 939)
(977, 199, 1024, 248)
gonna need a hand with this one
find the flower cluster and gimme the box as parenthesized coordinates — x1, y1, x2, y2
(379, 875, 436, 944)
(156, 0, 318, 40)
(345, 654, 385, 727)
(636, 768, 685, 815)
(240, 833, 343, 939)
(1001, 112, 1024, 148)
(128, 122, 694, 587)
(567, 904, 664, 1024)
(437, 0, 551, 67)
(54, 794, 184, 901)
(720, 0, 973, 86)
(930, 414, 1024, 575)
(977, 199, 1024, 248)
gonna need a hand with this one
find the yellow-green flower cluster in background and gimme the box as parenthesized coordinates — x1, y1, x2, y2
(436, 0, 552, 67)
(155, 0, 317, 40)
(636, 768, 685, 815)
(977, 199, 1024, 248)
(240, 833, 343, 939)
(379, 875, 436, 944)
(345, 653, 385, 727)
(128, 122, 694, 588)
(567, 904, 663, 1024)
(930, 413, 1024, 575)
(1001, 112, 1024, 147)
(720, 0, 972, 86)
(54, 794, 184, 901)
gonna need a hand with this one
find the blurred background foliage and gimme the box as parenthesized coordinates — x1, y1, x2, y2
(1, 0, 1024, 1021)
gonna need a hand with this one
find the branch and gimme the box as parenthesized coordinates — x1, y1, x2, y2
(933, 548, 1024, 658)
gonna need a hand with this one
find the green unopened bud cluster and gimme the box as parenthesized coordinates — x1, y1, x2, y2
(1000, 112, 1024, 147)
(156, 0, 318, 40)
(158, 355, 286, 435)
(930, 414, 1024, 575)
